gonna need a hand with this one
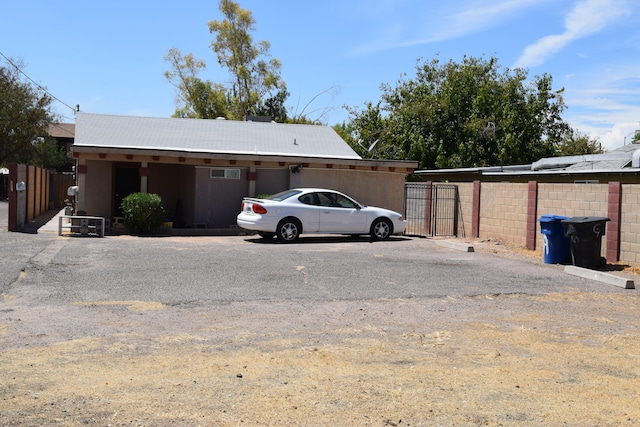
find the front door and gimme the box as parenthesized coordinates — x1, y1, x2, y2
(113, 164, 141, 217)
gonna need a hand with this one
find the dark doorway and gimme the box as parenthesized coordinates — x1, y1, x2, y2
(113, 164, 141, 217)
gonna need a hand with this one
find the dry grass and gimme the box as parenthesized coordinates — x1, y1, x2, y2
(2, 290, 640, 426)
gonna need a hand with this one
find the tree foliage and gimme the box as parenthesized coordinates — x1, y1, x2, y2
(164, 48, 230, 119)
(558, 130, 604, 156)
(208, 0, 286, 120)
(165, 1, 287, 121)
(346, 56, 570, 169)
(0, 58, 61, 167)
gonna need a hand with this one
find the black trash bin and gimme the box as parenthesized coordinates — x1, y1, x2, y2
(561, 217, 610, 269)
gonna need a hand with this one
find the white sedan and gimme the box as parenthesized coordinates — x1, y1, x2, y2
(237, 188, 406, 242)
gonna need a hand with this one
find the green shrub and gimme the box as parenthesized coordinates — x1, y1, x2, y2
(120, 192, 165, 235)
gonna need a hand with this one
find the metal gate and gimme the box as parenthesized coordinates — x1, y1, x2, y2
(404, 182, 459, 237)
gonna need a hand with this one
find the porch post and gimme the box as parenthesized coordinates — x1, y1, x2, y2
(140, 162, 148, 193)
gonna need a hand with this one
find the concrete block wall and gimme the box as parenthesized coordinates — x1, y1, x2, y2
(442, 180, 640, 265)
(620, 184, 640, 265)
(477, 182, 530, 246)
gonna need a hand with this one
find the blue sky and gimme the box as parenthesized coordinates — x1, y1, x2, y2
(2, 0, 639, 150)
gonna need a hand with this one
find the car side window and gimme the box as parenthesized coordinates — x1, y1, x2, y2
(298, 194, 315, 205)
(318, 192, 356, 208)
(334, 194, 357, 208)
(317, 193, 334, 207)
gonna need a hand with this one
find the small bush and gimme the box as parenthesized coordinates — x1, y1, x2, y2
(120, 192, 165, 235)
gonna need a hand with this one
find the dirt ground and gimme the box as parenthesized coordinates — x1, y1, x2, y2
(1, 240, 639, 426)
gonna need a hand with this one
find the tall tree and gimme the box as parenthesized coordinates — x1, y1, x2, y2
(164, 48, 230, 119)
(208, 0, 286, 120)
(0, 58, 61, 167)
(346, 56, 570, 169)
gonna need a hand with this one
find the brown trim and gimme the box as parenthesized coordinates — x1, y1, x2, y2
(326, 164, 333, 168)
(99, 153, 107, 159)
(607, 181, 622, 262)
(526, 181, 538, 251)
(152, 156, 160, 161)
(126, 154, 133, 160)
(472, 180, 481, 238)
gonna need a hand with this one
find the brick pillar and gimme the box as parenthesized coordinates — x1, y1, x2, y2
(607, 181, 621, 262)
(526, 181, 538, 251)
(471, 180, 481, 238)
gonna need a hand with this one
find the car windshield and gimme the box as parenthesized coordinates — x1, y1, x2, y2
(267, 189, 302, 202)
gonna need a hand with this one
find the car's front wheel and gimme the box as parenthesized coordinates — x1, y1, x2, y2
(370, 218, 392, 240)
(276, 217, 301, 242)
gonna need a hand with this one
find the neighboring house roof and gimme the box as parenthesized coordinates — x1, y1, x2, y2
(416, 142, 640, 179)
(48, 123, 75, 139)
(73, 112, 362, 160)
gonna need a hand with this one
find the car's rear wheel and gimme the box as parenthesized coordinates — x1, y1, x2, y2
(276, 217, 301, 242)
(370, 218, 392, 240)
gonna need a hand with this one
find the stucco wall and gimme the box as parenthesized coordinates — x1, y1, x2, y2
(300, 168, 406, 214)
(78, 160, 112, 218)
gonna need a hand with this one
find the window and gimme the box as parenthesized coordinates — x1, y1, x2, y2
(210, 168, 240, 179)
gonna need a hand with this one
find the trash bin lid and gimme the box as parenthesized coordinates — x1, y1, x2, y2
(561, 216, 610, 224)
(539, 214, 569, 222)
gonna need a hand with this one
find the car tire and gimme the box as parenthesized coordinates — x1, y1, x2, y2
(276, 217, 301, 242)
(370, 218, 392, 240)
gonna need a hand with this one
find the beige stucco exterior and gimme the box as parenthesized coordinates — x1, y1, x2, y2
(72, 150, 416, 230)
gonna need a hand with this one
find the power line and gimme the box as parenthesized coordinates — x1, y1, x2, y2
(0, 51, 78, 115)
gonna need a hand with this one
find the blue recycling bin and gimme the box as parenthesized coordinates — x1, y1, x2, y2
(539, 215, 571, 264)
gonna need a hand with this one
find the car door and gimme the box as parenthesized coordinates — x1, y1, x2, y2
(317, 192, 367, 233)
(294, 193, 321, 232)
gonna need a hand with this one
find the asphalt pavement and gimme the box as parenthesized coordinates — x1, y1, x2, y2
(1, 200, 627, 308)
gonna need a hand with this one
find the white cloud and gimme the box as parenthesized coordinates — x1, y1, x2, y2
(349, 0, 544, 55)
(514, 0, 631, 68)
